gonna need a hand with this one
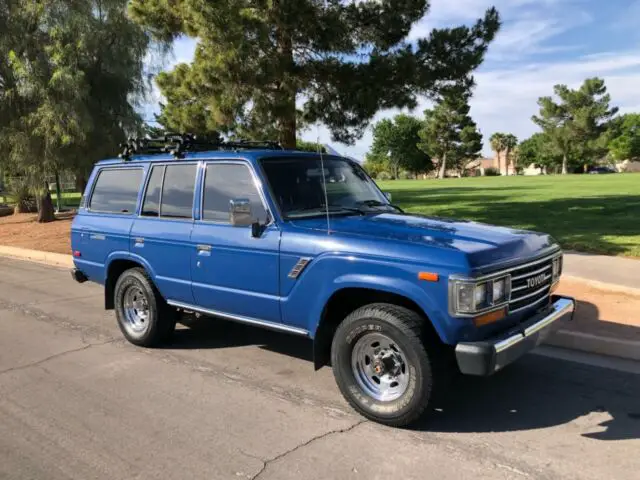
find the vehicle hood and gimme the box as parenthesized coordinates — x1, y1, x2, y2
(290, 213, 558, 270)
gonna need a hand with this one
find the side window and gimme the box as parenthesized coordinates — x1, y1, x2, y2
(141, 166, 165, 217)
(89, 168, 142, 214)
(160, 164, 197, 219)
(203, 164, 268, 223)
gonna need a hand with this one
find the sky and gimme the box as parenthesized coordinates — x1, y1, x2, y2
(143, 0, 640, 159)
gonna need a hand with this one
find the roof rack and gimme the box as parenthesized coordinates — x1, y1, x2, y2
(118, 133, 284, 161)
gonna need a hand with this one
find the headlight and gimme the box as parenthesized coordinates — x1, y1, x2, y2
(451, 275, 510, 316)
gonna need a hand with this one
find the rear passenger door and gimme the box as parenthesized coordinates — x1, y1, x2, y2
(130, 163, 198, 304)
(78, 167, 143, 282)
(190, 161, 281, 323)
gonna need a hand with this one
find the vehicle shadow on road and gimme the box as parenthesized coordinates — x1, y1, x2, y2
(418, 353, 640, 441)
(171, 314, 640, 441)
(171, 314, 314, 363)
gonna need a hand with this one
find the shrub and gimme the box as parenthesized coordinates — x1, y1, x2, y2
(484, 167, 501, 176)
(377, 171, 393, 180)
(398, 170, 413, 179)
(7, 176, 37, 213)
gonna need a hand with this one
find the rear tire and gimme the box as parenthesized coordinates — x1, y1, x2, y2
(331, 303, 440, 427)
(114, 268, 176, 347)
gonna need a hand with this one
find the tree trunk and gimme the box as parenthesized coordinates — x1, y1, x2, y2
(75, 172, 87, 195)
(438, 152, 447, 179)
(54, 170, 63, 212)
(37, 189, 55, 223)
(505, 148, 511, 175)
(392, 161, 400, 180)
(562, 153, 568, 174)
(275, 9, 296, 149)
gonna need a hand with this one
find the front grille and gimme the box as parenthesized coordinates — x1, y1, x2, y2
(509, 257, 555, 313)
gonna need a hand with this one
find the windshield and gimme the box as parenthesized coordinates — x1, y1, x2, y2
(261, 156, 393, 219)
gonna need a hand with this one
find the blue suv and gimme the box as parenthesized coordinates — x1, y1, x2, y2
(71, 136, 574, 427)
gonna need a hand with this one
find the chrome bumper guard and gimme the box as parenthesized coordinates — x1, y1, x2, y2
(455, 295, 575, 376)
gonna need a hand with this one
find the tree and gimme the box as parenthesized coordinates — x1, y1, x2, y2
(0, 0, 149, 220)
(517, 133, 561, 174)
(532, 77, 618, 174)
(130, 1, 501, 148)
(502, 133, 518, 175)
(489, 132, 506, 174)
(368, 114, 431, 179)
(608, 113, 640, 161)
(418, 88, 482, 179)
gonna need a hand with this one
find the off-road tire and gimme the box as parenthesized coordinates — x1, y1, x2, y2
(114, 268, 176, 347)
(331, 303, 442, 427)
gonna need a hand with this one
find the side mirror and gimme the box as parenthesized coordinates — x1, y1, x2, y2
(384, 192, 392, 202)
(230, 198, 252, 226)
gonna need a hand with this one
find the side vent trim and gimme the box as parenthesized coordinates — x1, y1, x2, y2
(288, 257, 312, 279)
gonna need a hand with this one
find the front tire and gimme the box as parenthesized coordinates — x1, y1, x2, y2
(114, 268, 176, 347)
(331, 303, 436, 427)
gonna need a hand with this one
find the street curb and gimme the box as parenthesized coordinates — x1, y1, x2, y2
(562, 275, 640, 297)
(0, 246, 73, 269)
(545, 329, 640, 362)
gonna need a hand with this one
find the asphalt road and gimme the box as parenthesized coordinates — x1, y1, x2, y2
(1, 257, 639, 480)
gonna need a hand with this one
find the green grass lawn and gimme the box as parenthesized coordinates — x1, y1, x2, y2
(377, 173, 640, 258)
(0, 192, 81, 208)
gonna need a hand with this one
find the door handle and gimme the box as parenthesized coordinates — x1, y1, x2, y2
(90, 234, 105, 241)
(196, 244, 212, 252)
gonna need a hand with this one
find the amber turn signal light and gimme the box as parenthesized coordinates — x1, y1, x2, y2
(473, 308, 506, 327)
(418, 272, 439, 282)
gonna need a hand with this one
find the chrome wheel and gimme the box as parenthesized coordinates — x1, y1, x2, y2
(122, 285, 150, 335)
(351, 333, 409, 402)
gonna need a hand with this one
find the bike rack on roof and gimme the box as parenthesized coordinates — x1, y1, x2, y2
(118, 133, 284, 161)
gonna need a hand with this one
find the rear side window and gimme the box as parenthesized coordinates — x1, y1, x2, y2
(141, 166, 165, 217)
(202, 163, 267, 223)
(160, 164, 197, 219)
(89, 168, 142, 214)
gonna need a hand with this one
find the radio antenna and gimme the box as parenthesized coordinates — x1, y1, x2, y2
(316, 128, 331, 235)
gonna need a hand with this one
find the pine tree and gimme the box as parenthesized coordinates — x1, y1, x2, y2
(130, 1, 500, 147)
(418, 89, 482, 179)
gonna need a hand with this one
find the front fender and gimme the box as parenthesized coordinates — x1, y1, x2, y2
(280, 253, 460, 345)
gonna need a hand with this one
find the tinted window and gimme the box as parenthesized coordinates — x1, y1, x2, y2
(203, 164, 267, 223)
(160, 164, 196, 219)
(141, 166, 165, 217)
(89, 168, 142, 214)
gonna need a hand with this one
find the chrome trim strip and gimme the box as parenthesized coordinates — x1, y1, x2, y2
(495, 297, 574, 352)
(511, 265, 551, 281)
(510, 283, 550, 303)
(509, 292, 550, 313)
(166, 300, 309, 336)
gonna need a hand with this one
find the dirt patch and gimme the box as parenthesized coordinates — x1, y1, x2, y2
(0, 213, 72, 254)
(556, 278, 640, 342)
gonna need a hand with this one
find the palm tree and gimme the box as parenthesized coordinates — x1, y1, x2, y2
(489, 133, 506, 174)
(502, 133, 518, 175)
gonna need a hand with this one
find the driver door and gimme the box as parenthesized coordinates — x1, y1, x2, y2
(190, 161, 281, 323)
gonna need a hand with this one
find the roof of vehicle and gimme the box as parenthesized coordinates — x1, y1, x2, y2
(95, 149, 343, 167)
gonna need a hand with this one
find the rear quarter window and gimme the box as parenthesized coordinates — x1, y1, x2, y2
(89, 168, 143, 214)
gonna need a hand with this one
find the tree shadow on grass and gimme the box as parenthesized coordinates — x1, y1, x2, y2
(392, 191, 640, 256)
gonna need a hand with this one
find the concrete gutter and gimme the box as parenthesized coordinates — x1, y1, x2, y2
(0, 246, 73, 269)
(0, 245, 638, 363)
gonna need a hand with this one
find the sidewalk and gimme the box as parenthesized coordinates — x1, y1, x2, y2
(563, 251, 640, 295)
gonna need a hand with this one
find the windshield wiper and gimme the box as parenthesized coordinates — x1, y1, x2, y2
(357, 199, 404, 213)
(287, 205, 366, 218)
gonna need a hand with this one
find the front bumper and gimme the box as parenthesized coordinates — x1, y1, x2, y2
(455, 295, 575, 376)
